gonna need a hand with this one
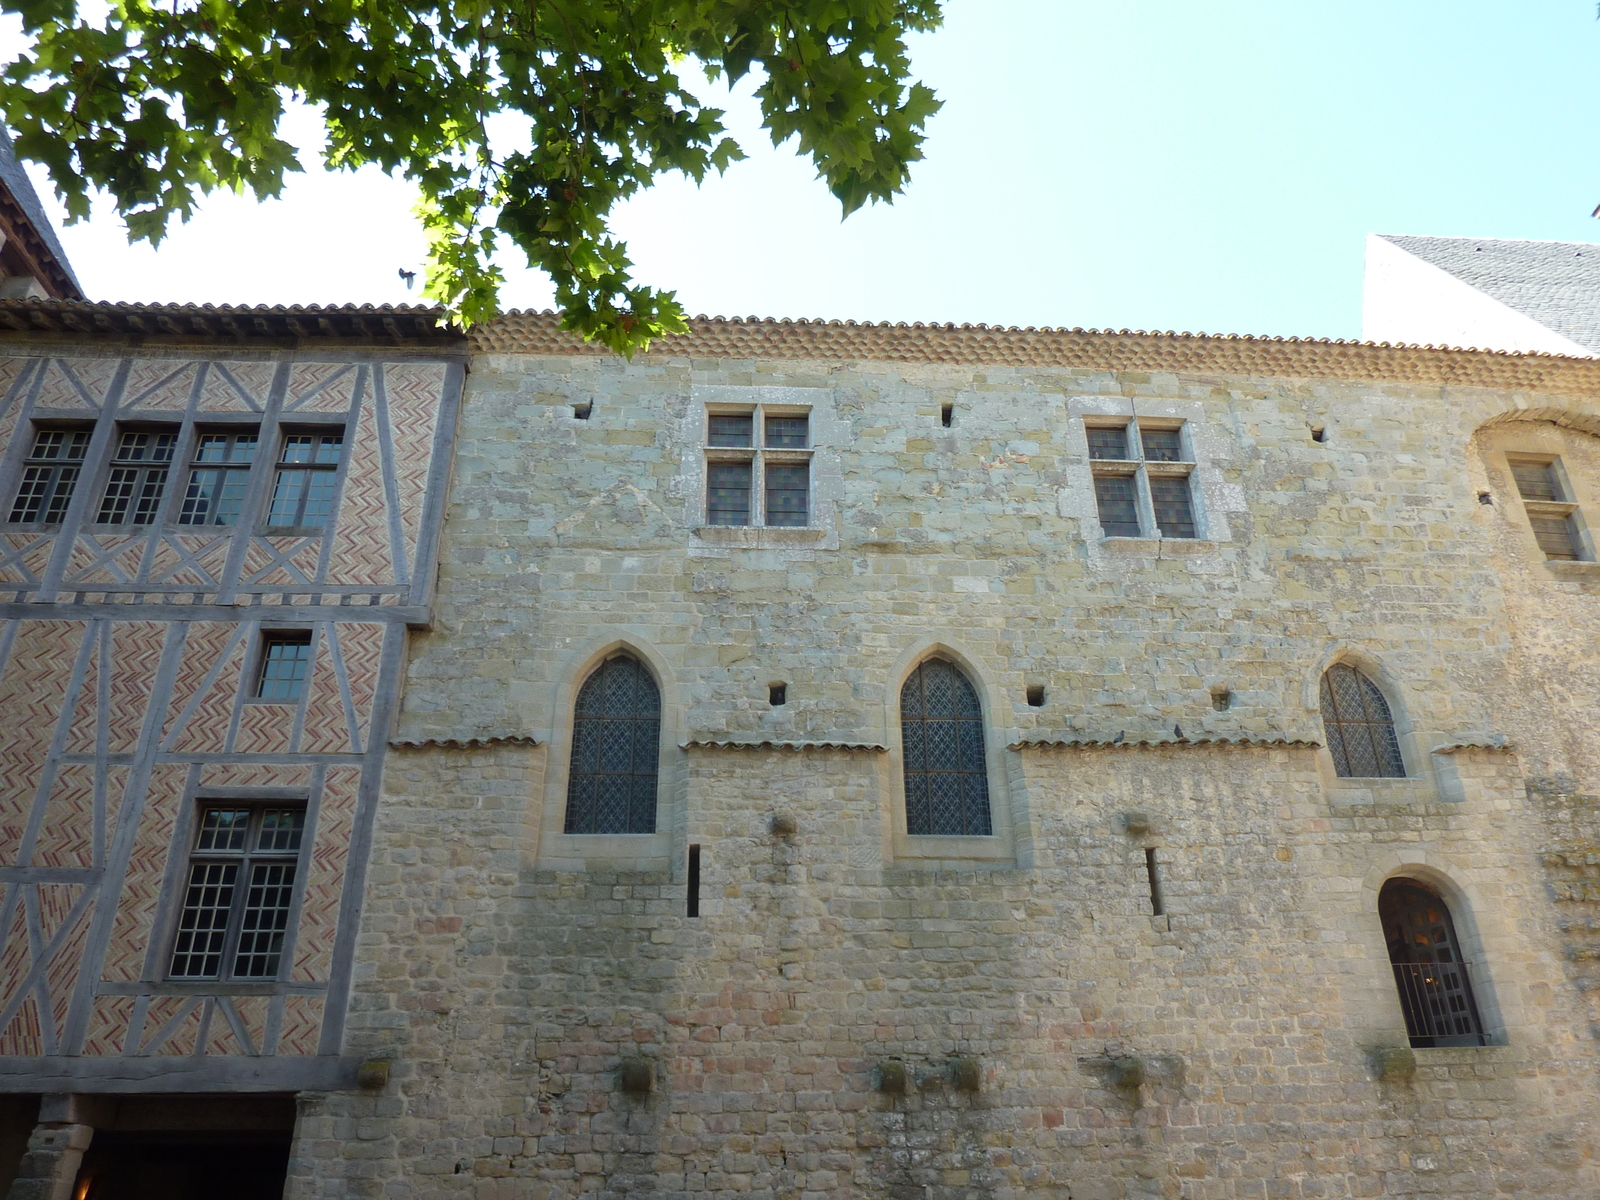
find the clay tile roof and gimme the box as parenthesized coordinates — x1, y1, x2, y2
(389, 734, 539, 749)
(471, 309, 1600, 393)
(1009, 735, 1321, 751)
(682, 738, 888, 752)
(0, 298, 456, 343)
(0, 126, 82, 298)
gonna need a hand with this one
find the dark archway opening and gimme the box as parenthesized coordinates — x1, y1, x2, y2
(1379, 879, 1487, 1047)
(73, 1094, 294, 1200)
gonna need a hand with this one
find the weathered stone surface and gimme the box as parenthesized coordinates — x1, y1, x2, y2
(293, 349, 1600, 1198)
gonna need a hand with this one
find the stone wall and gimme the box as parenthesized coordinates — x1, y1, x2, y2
(293, 348, 1600, 1198)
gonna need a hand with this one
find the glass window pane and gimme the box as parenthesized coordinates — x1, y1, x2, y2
(258, 637, 312, 700)
(9, 466, 52, 522)
(313, 435, 344, 465)
(41, 466, 80, 522)
(268, 469, 310, 525)
(232, 860, 298, 978)
(257, 808, 306, 852)
(707, 460, 752, 526)
(1141, 428, 1185, 462)
(280, 435, 314, 464)
(1319, 664, 1404, 778)
(765, 463, 809, 527)
(1150, 476, 1197, 538)
(196, 808, 251, 852)
(707, 414, 753, 447)
(1087, 427, 1129, 460)
(765, 416, 808, 448)
(179, 467, 250, 525)
(169, 861, 239, 979)
(900, 660, 991, 836)
(1093, 474, 1141, 537)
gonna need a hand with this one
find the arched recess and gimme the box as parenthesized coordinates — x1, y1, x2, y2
(532, 634, 684, 872)
(1302, 645, 1424, 783)
(1356, 854, 1513, 1046)
(879, 637, 1023, 867)
(1476, 406, 1600, 440)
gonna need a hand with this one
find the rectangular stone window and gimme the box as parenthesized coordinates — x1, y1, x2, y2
(8, 426, 92, 524)
(169, 803, 306, 981)
(1086, 418, 1200, 539)
(704, 406, 811, 527)
(1510, 456, 1587, 561)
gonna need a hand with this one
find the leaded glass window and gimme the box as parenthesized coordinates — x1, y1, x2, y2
(169, 805, 305, 980)
(97, 429, 176, 525)
(267, 431, 345, 527)
(901, 658, 992, 836)
(564, 655, 661, 834)
(9, 427, 91, 523)
(179, 430, 259, 526)
(1319, 663, 1405, 778)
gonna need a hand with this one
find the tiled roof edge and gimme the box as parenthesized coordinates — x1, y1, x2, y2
(683, 738, 888, 752)
(1431, 740, 1515, 755)
(1010, 735, 1322, 751)
(389, 734, 540, 750)
(0, 298, 458, 343)
(471, 310, 1600, 394)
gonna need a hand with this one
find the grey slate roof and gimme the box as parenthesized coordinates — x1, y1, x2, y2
(1379, 233, 1600, 353)
(0, 125, 82, 295)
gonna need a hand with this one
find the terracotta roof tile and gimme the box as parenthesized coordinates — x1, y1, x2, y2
(472, 309, 1600, 393)
(682, 738, 887, 752)
(1010, 735, 1320, 751)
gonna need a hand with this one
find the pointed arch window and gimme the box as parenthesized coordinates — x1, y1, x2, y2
(564, 655, 660, 835)
(1319, 663, 1405, 778)
(1380, 879, 1486, 1047)
(901, 658, 992, 836)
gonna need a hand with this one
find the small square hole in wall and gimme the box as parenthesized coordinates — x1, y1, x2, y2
(1025, 684, 1045, 707)
(1210, 687, 1231, 712)
(573, 401, 593, 420)
(941, 404, 954, 428)
(768, 683, 787, 706)
(1310, 425, 1327, 444)
(1478, 491, 1493, 505)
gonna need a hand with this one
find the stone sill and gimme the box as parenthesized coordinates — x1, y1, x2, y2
(1544, 560, 1600, 581)
(892, 834, 1015, 868)
(693, 526, 826, 548)
(1099, 537, 1219, 556)
(1326, 777, 1441, 805)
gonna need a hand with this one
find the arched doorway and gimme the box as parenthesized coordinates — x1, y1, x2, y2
(1379, 879, 1486, 1047)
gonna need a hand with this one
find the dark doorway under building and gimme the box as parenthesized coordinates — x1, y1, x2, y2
(73, 1094, 295, 1200)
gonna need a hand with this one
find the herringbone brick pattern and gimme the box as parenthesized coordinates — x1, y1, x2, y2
(0, 995, 42, 1057)
(382, 362, 446, 579)
(292, 766, 359, 983)
(100, 763, 186, 983)
(278, 995, 323, 1055)
(164, 623, 245, 753)
(235, 701, 295, 755)
(286, 362, 359, 413)
(339, 623, 385, 753)
(197, 762, 314, 790)
(34, 358, 116, 409)
(32, 765, 94, 869)
(198, 361, 272, 412)
(0, 621, 84, 864)
(63, 534, 147, 586)
(327, 396, 393, 585)
(107, 624, 164, 753)
(82, 993, 134, 1056)
(299, 630, 350, 754)
(119, 360, 197, 411)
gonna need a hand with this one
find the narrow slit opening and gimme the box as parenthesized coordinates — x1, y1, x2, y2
(1144, 847, 1165, 916)
(940, 404, 953, 428)
(687, 844, 701, 918)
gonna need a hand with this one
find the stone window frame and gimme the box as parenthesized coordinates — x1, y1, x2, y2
(878, 638, 1025, 869)
(1476, 424, 1600, 577)
(1083, 415, 1201, 539)
(1065, 396, 1237, 552)
(1303, 646, 1440, 801)
(683, 385, 842, 551)
(532, 635, 685, 873)
(1356, 857, 1512, 1048)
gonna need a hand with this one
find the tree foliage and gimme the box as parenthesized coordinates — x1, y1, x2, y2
(0, 0, 943, 353)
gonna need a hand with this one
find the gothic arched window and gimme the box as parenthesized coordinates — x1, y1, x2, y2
(901, 658, 992, 836)
(1379, 879, 1486, 1047)
(564, 655, 660, 835)
(1319, 663, 1405, 778)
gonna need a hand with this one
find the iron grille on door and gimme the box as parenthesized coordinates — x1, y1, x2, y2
(1319, 663, 1405, 778)
(564, 655, 661, 834)
(1379, 880, 1486, 1047)
(901, 658, 992, 836)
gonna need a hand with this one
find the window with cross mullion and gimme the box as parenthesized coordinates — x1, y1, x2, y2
(267, 429, 345, 528)
(96, 428, 177, 525)
(703, 407, 811, 527)
(169, 805, 307, 981)
(8, 426, 92, 524)
(1086, 418, 1198, 539)
(178, 429, 259, 526)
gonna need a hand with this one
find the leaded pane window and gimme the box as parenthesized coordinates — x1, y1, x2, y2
(1380, 879, 1486, 1047)
(1319, 663, 1405, 778)
(1087, 425, 1129, 460)
(707, 461, 752, 526)
(1093, 474, 1141, 537)
(267, 431, 345, 527)
(901, 658, 992, 836)
(179, 431, 258, 525)
(564, 655, 660, 834)
(1149, 476, 1197, 538)
(97, 430, 176, 525)
(169, 805, 305, 980)
(9, 428, 91, 523)
(765, 463, 809, 527)
(1141, 428, 1186, 462)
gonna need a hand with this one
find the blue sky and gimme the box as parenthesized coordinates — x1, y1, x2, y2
(15, 0, 1600, 338)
